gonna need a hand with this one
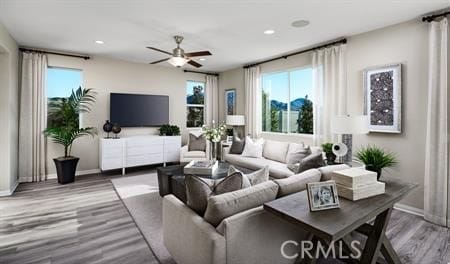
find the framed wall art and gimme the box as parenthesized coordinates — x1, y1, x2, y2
(225, 89, 236, 115)
(363, 63, 402, 133)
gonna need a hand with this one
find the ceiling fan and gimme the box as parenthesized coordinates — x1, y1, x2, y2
(147, 35, 212, 68)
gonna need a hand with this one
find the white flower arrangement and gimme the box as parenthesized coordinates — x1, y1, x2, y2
(202, 121, 227, 143)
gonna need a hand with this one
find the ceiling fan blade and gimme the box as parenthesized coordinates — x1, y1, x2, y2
(187, 60, 202, 68)
(150, 58, 170, 64)
(146, 47, 173, 56)
(184, 51, 212, 57)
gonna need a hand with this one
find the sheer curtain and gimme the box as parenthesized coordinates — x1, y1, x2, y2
(18, 52, 48, 182)
(205, 75, 219, 125)
(312, 45, 347, 146)
(244, 66, 261, 138)
(424, 18, 448, 227)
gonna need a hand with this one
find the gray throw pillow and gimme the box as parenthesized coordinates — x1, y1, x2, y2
(286, 145, 311, 164)
(185, 173, 245, 216)
(229, 136, 245, 154)
(228, 165, 269, 187)
(287, 153, 325, 174)
(188, 133, 206, 151)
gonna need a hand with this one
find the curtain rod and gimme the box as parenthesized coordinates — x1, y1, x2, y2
(422, 10, 450, 22)
(19, 47, 90, 60)
(243, 38, 347, 69)
(183, 69, 219, 76)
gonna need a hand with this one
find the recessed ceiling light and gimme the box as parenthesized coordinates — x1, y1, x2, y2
(95, 40, 104, 44)
(263, 29, 275, 35)
(291, 20, 310, 28)
(199, 58, 206, 61)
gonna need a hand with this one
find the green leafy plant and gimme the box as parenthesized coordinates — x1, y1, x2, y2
(321, 143, 334, 155)
(355, 145, 397, 177)
(159, 124, 180, 136)
(44, 87, 97, 158)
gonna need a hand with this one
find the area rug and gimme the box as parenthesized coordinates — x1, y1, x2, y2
(111, 173, 176, 264)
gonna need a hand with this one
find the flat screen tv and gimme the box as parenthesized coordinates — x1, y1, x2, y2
(110, 93, 169, 127)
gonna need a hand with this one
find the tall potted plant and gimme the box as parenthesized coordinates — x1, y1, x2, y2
(44, 87, 97, 184)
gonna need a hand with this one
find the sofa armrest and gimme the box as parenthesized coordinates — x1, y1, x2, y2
(273, 169, 322, 197)
(180, 145, 189, 157)
(162, 195, 226, 264)
(318, 164, 350, 181)
(218, 206, 307, 264)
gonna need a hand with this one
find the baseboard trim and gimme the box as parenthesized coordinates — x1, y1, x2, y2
(46, 169, 101, 179)
(0, 181, 19, 197)
(394, 203, 424, 217)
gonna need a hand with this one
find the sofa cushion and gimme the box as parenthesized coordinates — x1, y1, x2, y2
(265, 159, 295, 179)
(229, 136, 246, 154)
(318, 164, 350, 181)
(188, 133, 206, 151)
(286, 144, 311, 164)
(263, 140, 289, 163)
(185, 173, 245, 215)
(228, 165, 270, 186)
(273, 169, 322, 197)
(298, 152, 325, 172)
(184, 150, 207, 158)
(204, 181, 279, 226)
(241, 137, 264, 158)
(225, 154, 294, 179)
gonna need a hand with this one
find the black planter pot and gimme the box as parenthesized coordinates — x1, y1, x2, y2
(365, 165, 382, 180)
(53, 157, 79, 184)
(325, 153, 337, 165)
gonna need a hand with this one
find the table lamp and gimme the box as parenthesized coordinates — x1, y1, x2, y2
(226, 115, 245, 139)
(331, 115, 369, 163)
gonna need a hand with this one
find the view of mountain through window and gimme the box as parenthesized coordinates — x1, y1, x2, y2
(186, 81, 205, 127)
(261, 68, 313, 134)
(47, 67, 83, 128)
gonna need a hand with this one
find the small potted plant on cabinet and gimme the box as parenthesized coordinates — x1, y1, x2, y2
(321, 142, 336, 165)
(159, 124, 180, 136)
(44, 87, 97, 184)
(355, 145, 397, 180)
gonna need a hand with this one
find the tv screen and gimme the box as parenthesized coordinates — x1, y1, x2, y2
(110, 93, 169, 127)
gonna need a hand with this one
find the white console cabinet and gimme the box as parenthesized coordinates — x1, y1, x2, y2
(99, 135, 181, 175)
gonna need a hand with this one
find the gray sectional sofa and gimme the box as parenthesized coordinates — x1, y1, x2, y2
(163, 161, 350, 264)
(224, 139, 322, 179)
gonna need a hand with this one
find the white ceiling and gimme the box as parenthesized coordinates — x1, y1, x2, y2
(0, 0, 448, 72)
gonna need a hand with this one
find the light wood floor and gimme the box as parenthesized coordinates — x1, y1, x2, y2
(0, 171, 449, 264)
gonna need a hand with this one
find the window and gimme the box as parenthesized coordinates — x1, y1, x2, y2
(186, 80, 205, 128)
(47, 67, 83, 127)
(261, 67, 313, 134)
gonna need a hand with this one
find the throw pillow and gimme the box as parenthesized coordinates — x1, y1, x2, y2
(228, 165, 269, 186)
(241, 136, 264, 158)
(188, 133, 206, 151)
(286, 145, 312, 164)
(185, 173, 245, 216)
(298, 152, 325, 173)
(203, 181, 279, 226)
(273, 169, 322, 197)
(229, 136, 246, 154)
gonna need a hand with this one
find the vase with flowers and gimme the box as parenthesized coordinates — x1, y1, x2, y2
(202, 121, 227, 161)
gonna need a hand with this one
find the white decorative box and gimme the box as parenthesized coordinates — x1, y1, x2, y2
(336, 181, 385, 201)
(331, 168, 377, 189)
(184, 160, 218, 175)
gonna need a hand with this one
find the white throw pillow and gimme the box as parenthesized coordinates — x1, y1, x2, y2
(241, 136, 264, 158)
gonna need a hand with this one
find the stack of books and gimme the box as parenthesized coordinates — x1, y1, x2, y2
(331, 168, 385, 201)
(184, 160, 218, 175)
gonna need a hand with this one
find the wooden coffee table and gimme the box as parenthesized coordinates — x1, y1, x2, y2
(264, 179, 417, 264)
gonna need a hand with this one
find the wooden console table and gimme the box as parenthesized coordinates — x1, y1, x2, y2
(264, 180, 417, 264)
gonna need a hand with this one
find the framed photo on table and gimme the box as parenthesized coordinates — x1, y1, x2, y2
(225, 89, 236, 115)
(363, 63, 402, 133)
(306, 181, 340, 211)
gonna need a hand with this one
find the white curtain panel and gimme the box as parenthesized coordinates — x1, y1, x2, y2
(312, 45, 347, 146)
(205, 75, 219, 125)
(244, 66, 261, 138)
(424, 18, 448, 227)
(18, 53, 48, 182)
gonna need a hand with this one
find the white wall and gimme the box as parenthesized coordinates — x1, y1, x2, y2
(0, 22, 19, 195)
(218, 67, 245, 122)
(46, 55, 206, 174)
(220, 19, 436, 210)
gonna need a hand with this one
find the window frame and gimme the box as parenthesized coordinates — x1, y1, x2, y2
(46, 66, 84, 128)
(186, 80, 206, 128)
(260, 65, 313, 136)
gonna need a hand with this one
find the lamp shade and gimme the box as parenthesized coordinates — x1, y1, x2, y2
(331, 115, 369, 134)
(226, 115, 245, 126)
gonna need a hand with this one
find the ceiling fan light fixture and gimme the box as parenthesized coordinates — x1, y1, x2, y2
(168, 56, 188, 67)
